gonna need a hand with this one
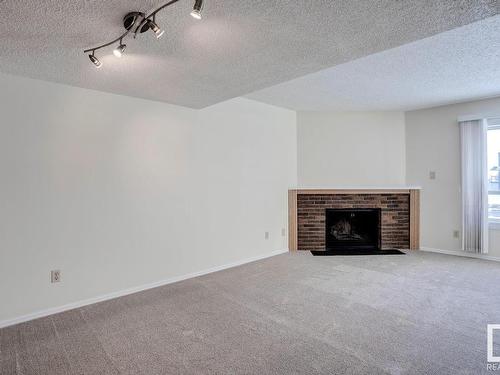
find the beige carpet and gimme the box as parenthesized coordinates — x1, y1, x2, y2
(1, 251, 500, 374)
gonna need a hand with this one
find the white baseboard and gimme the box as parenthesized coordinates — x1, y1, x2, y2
(0, 249, 288, 329)
(420, 247, 500, 262)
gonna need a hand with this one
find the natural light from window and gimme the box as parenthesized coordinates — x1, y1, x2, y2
(487, 119, 500, 222)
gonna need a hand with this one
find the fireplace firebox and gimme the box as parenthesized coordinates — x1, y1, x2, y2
(325, 208, 381, 251)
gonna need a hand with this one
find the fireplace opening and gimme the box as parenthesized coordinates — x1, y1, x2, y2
(325, 208, 381, 251)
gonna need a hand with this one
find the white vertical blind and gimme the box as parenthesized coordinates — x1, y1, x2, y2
(460, 119, 488, 253)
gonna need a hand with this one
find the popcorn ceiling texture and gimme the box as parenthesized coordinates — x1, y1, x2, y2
(247, 14, 500, 111)
(0, 0, 498, 108)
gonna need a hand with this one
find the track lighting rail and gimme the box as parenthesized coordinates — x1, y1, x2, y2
(84, 0, 203, 68)
(83, 31, 131, 54)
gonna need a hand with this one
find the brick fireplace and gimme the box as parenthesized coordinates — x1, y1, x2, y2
(288, 189, 420, 251)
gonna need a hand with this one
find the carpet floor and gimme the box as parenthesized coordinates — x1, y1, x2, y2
(1, 251, 500, 374)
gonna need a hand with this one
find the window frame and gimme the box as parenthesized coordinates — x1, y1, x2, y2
(487, 119, 500, 228)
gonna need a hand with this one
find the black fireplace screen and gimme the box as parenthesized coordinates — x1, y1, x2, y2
(325, 208, 381, 250)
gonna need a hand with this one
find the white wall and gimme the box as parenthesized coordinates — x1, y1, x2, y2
(405, 97, 500, 257)
(297, 111, 406, 187)
(0, 73, 297, 324)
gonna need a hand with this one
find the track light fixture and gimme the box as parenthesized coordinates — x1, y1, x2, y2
(84, 0, 206, 68)
(88, 51, 102, 68)
(190, 0, 203, 20)
(113, 40, 127, 58)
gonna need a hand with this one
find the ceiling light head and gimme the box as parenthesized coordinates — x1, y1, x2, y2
(155, 28, 165, 39)
(88, 52, 102, 68)
(140, 19, 164, 39)
(113, 42, 126, 58)
(191, 0, 203, 19)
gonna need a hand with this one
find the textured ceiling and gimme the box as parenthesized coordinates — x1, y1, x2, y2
(246, 15, 500, 111)
(0, 1, 498, 108)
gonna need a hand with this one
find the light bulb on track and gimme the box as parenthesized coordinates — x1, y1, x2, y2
(113, 43, 126, 58)
(88, 52, 102, 68)
(155, 28, 165, 39)
(191, 0, 203, 19)
(141, 19, 164, 39)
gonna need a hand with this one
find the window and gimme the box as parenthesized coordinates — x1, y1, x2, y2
(487, 119, 500, 223)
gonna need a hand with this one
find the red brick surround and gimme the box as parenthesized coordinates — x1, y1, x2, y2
(296, 193, 410, 250)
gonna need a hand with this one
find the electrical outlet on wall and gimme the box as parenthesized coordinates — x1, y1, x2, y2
(453, 230, 460, 239)
(429, 171, 436, 180)
(265, 231, 270, 240)
(51, 270, 61, 283)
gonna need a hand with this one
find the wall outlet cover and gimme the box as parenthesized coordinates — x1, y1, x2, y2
(265, 232, 270, 240)
(429, 171, 436, 180)
(51, 270, 61, 283)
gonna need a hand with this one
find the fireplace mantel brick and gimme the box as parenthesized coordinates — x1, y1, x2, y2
(297, 194, 410, 250)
